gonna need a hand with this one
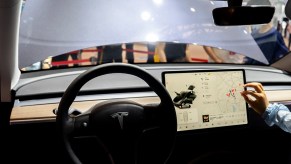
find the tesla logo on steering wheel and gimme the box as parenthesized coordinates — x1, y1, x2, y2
(111, 112, 128, 130)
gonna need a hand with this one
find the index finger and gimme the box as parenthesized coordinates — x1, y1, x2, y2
(243, 82, 264, 93)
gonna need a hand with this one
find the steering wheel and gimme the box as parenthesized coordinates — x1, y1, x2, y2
(56, 63, 177, 164)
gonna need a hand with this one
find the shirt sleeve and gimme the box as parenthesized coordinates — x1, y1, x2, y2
(262, 103, 291, 133)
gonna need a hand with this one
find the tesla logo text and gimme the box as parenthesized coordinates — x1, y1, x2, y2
(111, 112, 128, 130)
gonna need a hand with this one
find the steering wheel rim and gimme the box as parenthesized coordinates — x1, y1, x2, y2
(56, 63, 177, 164)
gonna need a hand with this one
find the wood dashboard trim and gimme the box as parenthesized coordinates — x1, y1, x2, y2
(10, 90, 291, 123)
(10, 97, 160, 123)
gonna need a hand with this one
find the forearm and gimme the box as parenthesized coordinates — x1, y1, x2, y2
(158, 51, 167, 62)
(156, 43, 167, 62)
(262, 103, 291, 133)
(203, 46, 222, 63)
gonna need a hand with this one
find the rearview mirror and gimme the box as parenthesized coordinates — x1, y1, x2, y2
(212, 6, 275, 26)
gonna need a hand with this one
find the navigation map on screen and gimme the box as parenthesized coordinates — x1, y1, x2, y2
(162, 69, 248, 132)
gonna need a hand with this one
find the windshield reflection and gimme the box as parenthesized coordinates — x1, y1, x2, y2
(244, 22, 290, 65)
(21, 34, 291, 72)
(22, 42, 246, 71)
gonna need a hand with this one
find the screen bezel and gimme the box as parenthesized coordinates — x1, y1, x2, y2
(162, 69, 249, 133)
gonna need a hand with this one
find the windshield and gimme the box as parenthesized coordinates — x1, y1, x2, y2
(20, 0, 290, 71)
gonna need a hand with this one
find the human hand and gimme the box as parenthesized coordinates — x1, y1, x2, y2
(240, 82, 269, 115)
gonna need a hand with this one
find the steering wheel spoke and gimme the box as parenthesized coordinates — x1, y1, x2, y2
(73, 114, 91, 137)
(141, 103, 164, 132)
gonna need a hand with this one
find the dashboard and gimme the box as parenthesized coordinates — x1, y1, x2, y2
(11, 63, 291, 124)
(8, 63, 291, 164)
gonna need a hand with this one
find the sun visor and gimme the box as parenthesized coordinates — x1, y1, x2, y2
(19, 0, 268, 68)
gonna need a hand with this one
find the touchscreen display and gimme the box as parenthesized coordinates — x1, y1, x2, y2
(162, 69, 248, 132)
